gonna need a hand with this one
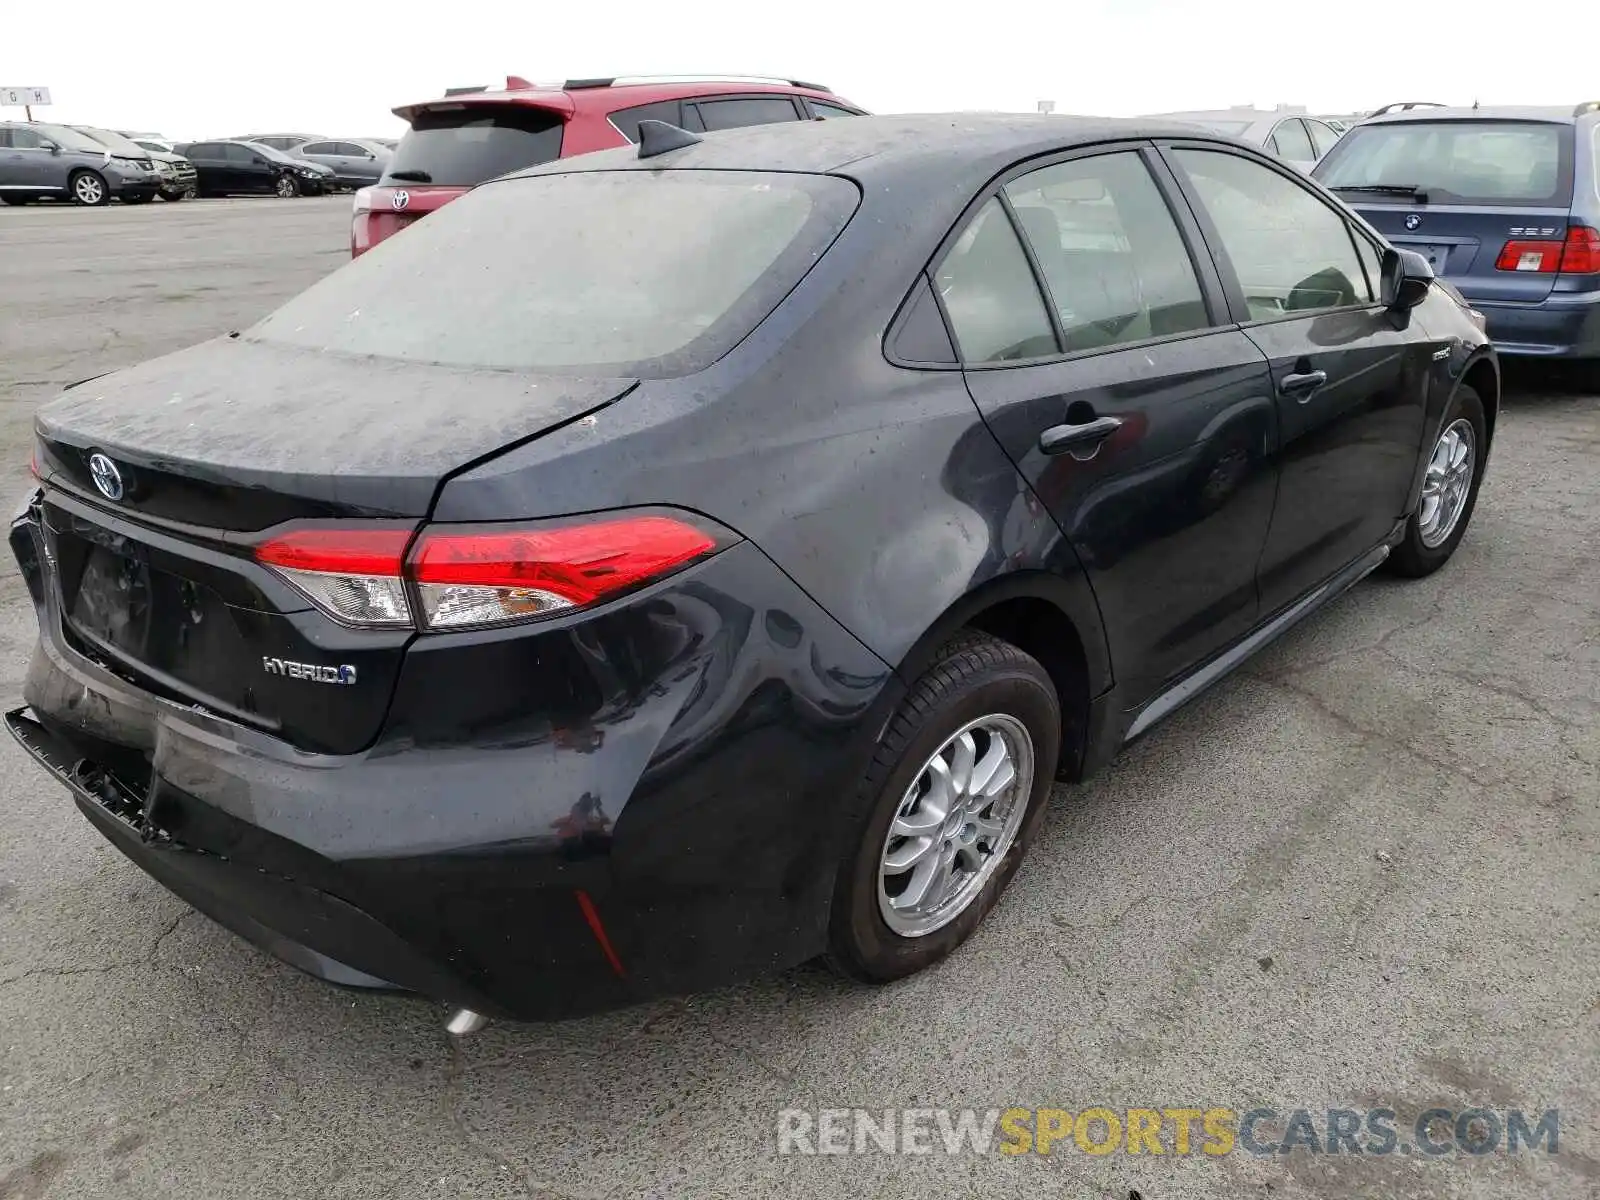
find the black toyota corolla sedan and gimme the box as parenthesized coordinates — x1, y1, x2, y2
(9, 115, 1496, 1025)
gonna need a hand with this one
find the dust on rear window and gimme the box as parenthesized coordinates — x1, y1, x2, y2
(249, 170, 858, 376)
(382, 107, 565, 187)
(1316, 119, 1573, 206)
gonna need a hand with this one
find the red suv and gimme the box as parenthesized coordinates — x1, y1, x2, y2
(351, 75, 864, 255)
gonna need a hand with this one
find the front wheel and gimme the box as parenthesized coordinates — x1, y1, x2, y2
(1387, 384, 1487, 578)
(827, 632, 1061, 983)
(274, 173, 300, 198)
(159, 188, 186, 202)
(70, 170, 109, 206)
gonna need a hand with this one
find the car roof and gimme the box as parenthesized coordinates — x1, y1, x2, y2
(393, 77, 843, 123)
(1361, 105, 1586, 125)
(508, 112, 1243, 188)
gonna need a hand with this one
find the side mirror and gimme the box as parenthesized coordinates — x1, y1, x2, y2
(1382, 247, 1433, 310)
(252, 156, 268, 166)
(40, 140, 60, 154)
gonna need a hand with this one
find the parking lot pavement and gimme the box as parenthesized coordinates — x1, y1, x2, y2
(0, 201, 1596, 1200)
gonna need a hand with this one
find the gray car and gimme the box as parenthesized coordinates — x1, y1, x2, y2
(1143, 108, 1343, 170)
(0, 121, 164, 206)
(73, 126, 197, 201)
(292, 138, 391, 188)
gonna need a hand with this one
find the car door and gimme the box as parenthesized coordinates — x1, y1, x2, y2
(341, 142, 384, 184)
(230, 143, 269, 191)
(298, 140, 338, 178)
(0, 127, 46, 188)
(1163, 143, 1430, 615)
(946, 145, 1281, 705)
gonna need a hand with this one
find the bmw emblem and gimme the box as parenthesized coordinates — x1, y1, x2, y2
(87, 452, 124, 502)
(1404, 213, 1422, 231)
(391, 190, 410, 211)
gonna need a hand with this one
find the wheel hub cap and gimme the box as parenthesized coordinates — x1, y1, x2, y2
(1418, 418, 1475, 549)
(877, 714, 1035, 937)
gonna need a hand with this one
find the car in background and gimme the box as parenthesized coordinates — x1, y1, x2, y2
(1146, 108, 1342, 170)
(0, 121, 163, 206)
(9, 114, 1495, 1024)
(175, 139, 330, 197)
(1314, 101, 1600, 376)
(246, 142, 337, 192)
(352, 74, 864, 255)
(243, 133, 322, 152)
(73, 126, 197, 202)
(293, 138, 390, 189)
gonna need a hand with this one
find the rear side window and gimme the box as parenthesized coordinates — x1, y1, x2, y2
(250, 170, 857, 377)
(1307, 120, 1341, 157)
(694, 98, 802, 131)
(809, 101, 860, 120)
(1175, 149, 1372, 318)
(934, 199, 1058, 363)
(1315, 120, 1573, 206)
(384, 106, 564, 187)
(1004, 152, 1211, 352)
(608, 101, 684, 143)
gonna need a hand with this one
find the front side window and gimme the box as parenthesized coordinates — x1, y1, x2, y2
(934, 198, 1058, 364)
(8, 127, 42, 150)
(1175, 149, 1371, 319)
(1004, 152, 1211, 352)
(251, 170, 857, 377)
(301, 142, 336, 155)
(694, 98, 802, 131)
(1315, 119, 1572, 206)
(809, 101, 860, 120)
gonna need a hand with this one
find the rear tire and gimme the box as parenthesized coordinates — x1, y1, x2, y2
(1387, 385, 1487, 578)
(70, 170, 109, 206)
(826, 632, 1061, 983)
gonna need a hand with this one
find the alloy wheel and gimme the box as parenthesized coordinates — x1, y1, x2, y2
(1418, 418, 1475, 548)
(877, 714, 1034, 937)
(73, 174, 104, 205)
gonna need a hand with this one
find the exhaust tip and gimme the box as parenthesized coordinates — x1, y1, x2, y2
(445, 1008, 488, 1036)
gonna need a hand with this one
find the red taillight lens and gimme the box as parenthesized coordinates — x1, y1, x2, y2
(411, 515, 723, 629)
(1558, 225, 1600, 274)
(1495, 226, 1600, 275)
(1495, 239, 1564, 273)
(253, 512, 732, 631)
(256, 526, 415, 627)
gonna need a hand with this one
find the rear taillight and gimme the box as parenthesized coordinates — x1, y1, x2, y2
(255, 511, 733, 631)
(256, 527, 415, 627)
(1557, 224, 1600, 273)
(1495, 225, 1600, 274)
(352, 186, 375, 215)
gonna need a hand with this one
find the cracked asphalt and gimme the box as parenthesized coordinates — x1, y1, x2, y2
(1, 197, 1597, 1200)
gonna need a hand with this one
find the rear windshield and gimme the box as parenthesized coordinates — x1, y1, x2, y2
(250, 170, 858, 376)
(382, 106, 564, 187)
(1316, 119, 1574, 206)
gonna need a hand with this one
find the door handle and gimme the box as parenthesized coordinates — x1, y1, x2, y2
(1039, 415, 1123, 457)
(1279, 369, 1328, 399)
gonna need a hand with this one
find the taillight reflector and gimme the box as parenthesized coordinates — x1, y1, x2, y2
(1495, 225, 1600, 275)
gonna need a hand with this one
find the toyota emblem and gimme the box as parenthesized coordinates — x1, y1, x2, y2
(391, 190, 410, 211)
(88, 453, 124, 502)
(1404, 214, 1422, 231)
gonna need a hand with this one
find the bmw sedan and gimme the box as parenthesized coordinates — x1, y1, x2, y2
(9, 115, 1496, 1026)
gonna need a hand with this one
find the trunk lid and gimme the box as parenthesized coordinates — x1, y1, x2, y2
(33, 338, 634, 754)
(1351, 202, 1574, 304)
